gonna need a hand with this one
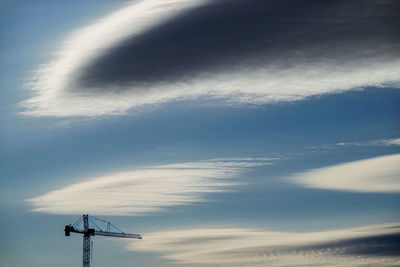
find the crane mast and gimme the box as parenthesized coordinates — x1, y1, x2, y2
(65, 214, 142, 267)
(82, 215, 90, 267)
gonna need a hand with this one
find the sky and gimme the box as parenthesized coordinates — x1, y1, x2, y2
(0, 0, 399, 266)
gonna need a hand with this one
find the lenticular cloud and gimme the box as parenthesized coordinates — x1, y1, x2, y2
(290, 153, 400, 193)
(22, 0, 400, 117)
(27, 158, 270, 215)
(131, 223, 400, 266)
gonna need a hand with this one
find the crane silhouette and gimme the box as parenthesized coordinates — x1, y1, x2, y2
(64, 214, 142, 267)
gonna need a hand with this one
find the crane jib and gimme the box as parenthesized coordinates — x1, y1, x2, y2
(64, 225, 142, 239)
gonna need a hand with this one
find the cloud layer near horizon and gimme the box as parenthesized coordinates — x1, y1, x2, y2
(131, 223, 400, 266)
(21, 0, 400, 117)
(290, 153, 400, 193)
(27, 158, 270, 215)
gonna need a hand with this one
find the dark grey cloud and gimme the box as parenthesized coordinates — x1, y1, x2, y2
(23, 0, 400, 117)
(328, 233, 400, 257)
(75, 0, 400, 91)
(248, 233, 400, 258)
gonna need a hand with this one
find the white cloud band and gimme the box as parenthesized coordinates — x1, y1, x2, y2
(131, 223, 400, 266)
(290, 154, 400, 193)
(27, 158, 270, 215)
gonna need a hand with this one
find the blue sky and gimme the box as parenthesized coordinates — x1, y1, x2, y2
(1, 0, 400, 266)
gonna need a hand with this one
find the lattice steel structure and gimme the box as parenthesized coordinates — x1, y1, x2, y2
(65, 214, 142, 267)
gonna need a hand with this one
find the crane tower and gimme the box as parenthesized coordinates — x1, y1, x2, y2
(65, 214, 142, 267)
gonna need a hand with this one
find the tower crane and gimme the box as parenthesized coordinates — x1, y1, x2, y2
(64, 214, 142, 267)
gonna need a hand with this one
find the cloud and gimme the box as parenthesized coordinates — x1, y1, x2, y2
(21, 0, 400, 117)
(130, 223, 400, 266)
(336, 137, 400, 147)
(290, 154, 400, 193)
(27, 158, 270, 215)
(383, 138, 400, 146)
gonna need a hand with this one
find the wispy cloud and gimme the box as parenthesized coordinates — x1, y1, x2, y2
(27, 158, 271, 215)
(131, 223, 400, 266)
(305, 137, 400, 153)
(289, 154, 400, 193)
(336, 137, 400, 147)
(21, 0, 400, 117)
(382, 138, 400, 146)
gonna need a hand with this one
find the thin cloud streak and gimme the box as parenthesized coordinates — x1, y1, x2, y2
(290, 153, 400, 193)
(131, 223, 400, 266)
(336, 137, 400, 147)
(21, 0, 400, 117)
(27, 158, 271, 215)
